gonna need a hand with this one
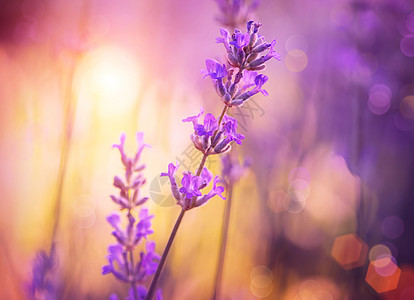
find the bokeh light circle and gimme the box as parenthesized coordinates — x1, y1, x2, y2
(73, 194, 96, 229)
(250, 266, 273, 298)
(267, 188, 287, 213)
(369, 244, 392, 260)
(373, 257, 398, 277)
(370, 84, 392, 97)
(400, 35, 414, 57)
(288, 167, 311, 183)
(283, 191, 306, 213)
(285, 49, 308, 72)
(289, 179, 310, 199)
(400, 95, 414, 119)
(368, 91, 391, 115)
(381, 216, 404, 239)
(250, 266, 273, 281)
(286, 34, 309, 52)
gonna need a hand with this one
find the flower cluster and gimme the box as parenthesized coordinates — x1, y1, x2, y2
(203, 20, 280, 107)
(214, 0, 260, 29)
(183, 108, 244, 155)
(28, 246, 57, 299)
(103, 133, 161, 300)
(161, 163, 225, 210)
(221, 153, 250, 185)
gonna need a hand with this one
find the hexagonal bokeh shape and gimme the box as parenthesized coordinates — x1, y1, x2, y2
(366, 258, 401, 293)
(331, 233, 368, 270)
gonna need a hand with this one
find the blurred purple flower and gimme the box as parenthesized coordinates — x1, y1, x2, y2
(136, 241, 161, 280)
(29, 247, 57, 300)
(221, 153, 250, 185)
(104, 133, 161, 299)
(102, 245, 129, 282)
(214, 0, 260, 29)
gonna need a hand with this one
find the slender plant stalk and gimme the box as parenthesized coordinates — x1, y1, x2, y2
(212, 184, 233, 300)
(146, 208, 186, 299)
(146, 104, 229, 300)
(49, 0, 89, 255)
(49, 52, 79, 253)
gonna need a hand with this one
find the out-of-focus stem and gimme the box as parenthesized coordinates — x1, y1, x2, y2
(49, 0, 89, 255)
(212, 184, 233, 300)
(49, 54, 78, 254)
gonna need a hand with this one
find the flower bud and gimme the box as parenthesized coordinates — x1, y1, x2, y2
(247, 53, 259, 63)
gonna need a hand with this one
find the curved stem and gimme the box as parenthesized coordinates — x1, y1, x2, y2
(212, 184, 233, 300)
(146, 208, 186, 300)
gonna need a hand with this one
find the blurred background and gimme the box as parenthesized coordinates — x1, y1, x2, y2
(0, 0, 413, 299)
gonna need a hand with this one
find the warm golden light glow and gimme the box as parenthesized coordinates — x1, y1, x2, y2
(75, 45, 142, 116)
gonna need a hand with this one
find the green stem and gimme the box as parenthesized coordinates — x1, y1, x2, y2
(212, 184, 233, 300)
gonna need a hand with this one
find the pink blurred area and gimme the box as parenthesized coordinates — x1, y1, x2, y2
(1, 0, 414, 299)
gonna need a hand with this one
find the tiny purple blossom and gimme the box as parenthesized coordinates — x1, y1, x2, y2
(200, 166, 214, 185)
(252, 74, 269, 96)
(223, 116, 245, 145)
(195, 113, 219, 137)
(230, 32, 250, 49)
(215, 28, 231, 52)
(113, 133, 128, 166)
(102, 245, 129, 282)
(202, 59, 227, 79)
(139, 241, 161, 277)
(160, 162, 181, 200)
(221, 153, 250, 184)
(179, 173, 203, 199)
(182, 107, 204, 128)
(136, 208, 154, 240)
(239, 70, 258, 90)
(194, 176, 226, 208)
(162, 164, 225, 210)
(263, 39, 281, 61)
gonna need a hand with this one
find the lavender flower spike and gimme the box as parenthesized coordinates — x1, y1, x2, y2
(104, 132, 161, 299)
(204, 21, 280, 107)
(202, 59, 227, 80)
